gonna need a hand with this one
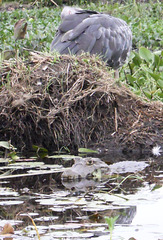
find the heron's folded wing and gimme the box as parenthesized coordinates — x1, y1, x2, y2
(51, 13, 132, 69)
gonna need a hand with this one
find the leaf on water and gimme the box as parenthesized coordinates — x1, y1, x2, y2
(0, 158, 10, 163)
(32, 145, 48, 158)
(151, 184, 162, 191)
(0, 169, 62, 180)
(78, 148, 98, 153)
(8, 161, 44, 168)
(48, 155, 75, 160)
(14, 19, 27, 41)
(8, 151, 19, 161)
(0, 141, 16, 150)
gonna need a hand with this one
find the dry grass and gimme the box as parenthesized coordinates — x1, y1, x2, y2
(0, 52, 162, 153)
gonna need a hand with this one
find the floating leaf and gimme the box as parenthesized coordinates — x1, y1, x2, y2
(8, 151, 19, 161)
(151, 184, 162, 191)
(0, 141, 16, 150)
(78, 148, 98, 153)
(48, 155, 75, 160)
(32, 145, 48, 158)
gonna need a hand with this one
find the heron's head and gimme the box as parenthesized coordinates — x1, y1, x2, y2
(61, 6, 82, 20)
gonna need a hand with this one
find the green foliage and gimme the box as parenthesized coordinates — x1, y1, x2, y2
(0, 141, 19, 161)
(0, 7, 61, 52)
(0, 1, 162, 53)
(0, 141, 15, 150)
(78, 148, 98, 153)
(121, 48, 163, 101)
(0, 1, 162, 101)
(32, 145, 48, 158)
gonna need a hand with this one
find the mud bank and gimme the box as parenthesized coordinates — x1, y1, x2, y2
(0, 53, 162, 155)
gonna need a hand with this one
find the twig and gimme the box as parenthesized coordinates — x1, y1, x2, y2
(50, 0, 59, 7)
(27, 214, 40, 240)
(114, 107, 118, 132)
(16, 213, 40, 240)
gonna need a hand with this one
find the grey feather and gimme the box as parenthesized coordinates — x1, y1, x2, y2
(51, 7, 132, 69)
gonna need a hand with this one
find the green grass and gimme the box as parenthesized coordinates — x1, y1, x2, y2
(0, 7, 61, 52)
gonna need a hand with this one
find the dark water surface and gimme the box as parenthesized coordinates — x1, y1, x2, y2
(0, 154, 162, 240)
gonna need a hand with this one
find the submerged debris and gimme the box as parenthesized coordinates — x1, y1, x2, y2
(0, 53, 162, 155)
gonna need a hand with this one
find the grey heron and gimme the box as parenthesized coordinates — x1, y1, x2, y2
(51, 6, 132, 70)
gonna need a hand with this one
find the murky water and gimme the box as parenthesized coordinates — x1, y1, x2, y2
(0, 154, 162, 240)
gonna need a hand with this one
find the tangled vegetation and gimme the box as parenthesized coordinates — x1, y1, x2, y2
(0, 53, 162, 153)
(0, 1, 162, 152)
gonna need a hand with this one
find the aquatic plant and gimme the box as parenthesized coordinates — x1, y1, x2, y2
(105, 215, 119, 240)
(121, 48, 163, 101)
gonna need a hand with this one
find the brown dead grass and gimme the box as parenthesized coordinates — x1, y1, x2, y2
(0, 52, 162, 153)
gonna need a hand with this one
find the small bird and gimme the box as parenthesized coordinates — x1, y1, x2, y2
(51, 6, 132, 69)
(14, 19, 27, 41)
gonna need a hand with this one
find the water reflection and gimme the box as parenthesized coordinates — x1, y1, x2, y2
(0, 155, 162, 239)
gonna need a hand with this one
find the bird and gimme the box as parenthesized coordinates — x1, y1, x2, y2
(51, 6, 132, 70)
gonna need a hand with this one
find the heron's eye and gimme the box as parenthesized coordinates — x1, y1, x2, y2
(86, 160, 94, 165)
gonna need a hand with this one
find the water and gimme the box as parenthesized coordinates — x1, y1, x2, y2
(0, 155, 162, 240)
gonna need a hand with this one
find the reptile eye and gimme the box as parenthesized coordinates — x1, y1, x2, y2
(86, 160, 94, 165)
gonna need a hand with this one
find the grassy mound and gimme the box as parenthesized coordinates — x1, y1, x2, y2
(0, 53, 162, 153)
